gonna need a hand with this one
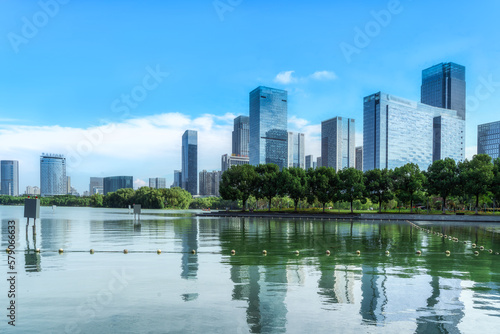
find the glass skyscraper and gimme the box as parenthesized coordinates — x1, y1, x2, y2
(182, 130, 198, 195)
(305, 155, 313, 169)
(421, 62, 466, 120)
(321, 117, 355, 171)
(103, 176, 133, 195)
(287, 132, 305, 168)
(40, 154, 67, 196)
(1, 160, 19, 196)
(478, 121, 500, 159)
(249, 86, 288, 169)
(173, 170, 182, 188)
(232, 115, 250, 157)
(363, 92, 464, 172)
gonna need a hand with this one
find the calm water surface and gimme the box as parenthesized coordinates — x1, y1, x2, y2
(1, 206, 500, 333)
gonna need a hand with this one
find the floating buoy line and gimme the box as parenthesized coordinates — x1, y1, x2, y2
(5, 220, 496, 258)
(405, 220, 498, 257)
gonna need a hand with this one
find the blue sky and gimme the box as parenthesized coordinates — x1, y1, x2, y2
(1, 0, 500, 193)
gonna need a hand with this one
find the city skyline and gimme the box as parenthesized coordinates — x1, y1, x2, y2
(1, 1, 500, 192)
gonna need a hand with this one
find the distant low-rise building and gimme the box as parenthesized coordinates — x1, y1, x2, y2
(221, 154, 250, 172)
(89, 177, 104, 195)
(149, 177, 166, 189)
(103, 176, 133, 195)
(25, 186, 40, 196)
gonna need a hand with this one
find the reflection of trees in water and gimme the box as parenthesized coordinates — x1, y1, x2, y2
(218, 218, 498, 330)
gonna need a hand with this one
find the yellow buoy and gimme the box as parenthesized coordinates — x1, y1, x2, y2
(488, 249, 493, 253)
(445, 250, 450, 255)
(294, 250, 300, 255)
(59, 248, 64, 253)
(480, 246, 485, 251)
(385, 251, 390, 255)
(356, 250, 361, 255)
(262, 250, 267, 255)
(5, 248, 10, 253)
(325, 250, 331, 255)
(416, 250, 422, 255)
(90, 249, 94, 254)
(474, 251, 479, 256)
(157, 249, 161, 254)
(123, 249, 128, 254)
(231, 250, 236, 255)
(191, 249, 196, 254)
(36, 248, 40, 253)
(472, 244, 476, 248)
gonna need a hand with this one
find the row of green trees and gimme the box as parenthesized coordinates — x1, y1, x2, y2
(220, 154, 500, 214)
(0, 187, 195, 209)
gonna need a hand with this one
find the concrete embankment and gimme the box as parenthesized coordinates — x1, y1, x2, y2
(197, 211, 500, 223)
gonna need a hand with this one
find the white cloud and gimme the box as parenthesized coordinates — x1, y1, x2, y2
(134, 178, 147, 189)
(288, 116, 309, 129)
(0, 112, 232, 194)
(310, 71, 337, 81)
(273, 70, 337, 85)
(287, 116, 321, 159)
(274, 71, 297, 84)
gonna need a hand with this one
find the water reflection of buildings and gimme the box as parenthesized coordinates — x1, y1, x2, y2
(174, 218, 199, 279)
(230, 264, 288, 333)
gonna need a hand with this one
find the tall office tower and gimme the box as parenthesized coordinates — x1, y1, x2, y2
(103, 176, 133, 195)
(317, 157, 322, 168)
(40, 154, 67, 196)
(355, 147, 363, 171)
(249, 86, 288, 169)
(421, 62, 466, 120)
(67, 176, 71, 194)
(321, 117, 355, 171)
(1, 160, 19, 196)
(182, 130, 198, 195)
(363, 92, 464, 171)
(89, 177, 104, 194)
(478, 121, 500, 159)
(305, 155, 314, 169)
(149, 177, 166, 189)
(173, 170, 182, 188)
(287, 132, 305, 168)
(221, 154, 249, 172)
(232, 115, 250, 156)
